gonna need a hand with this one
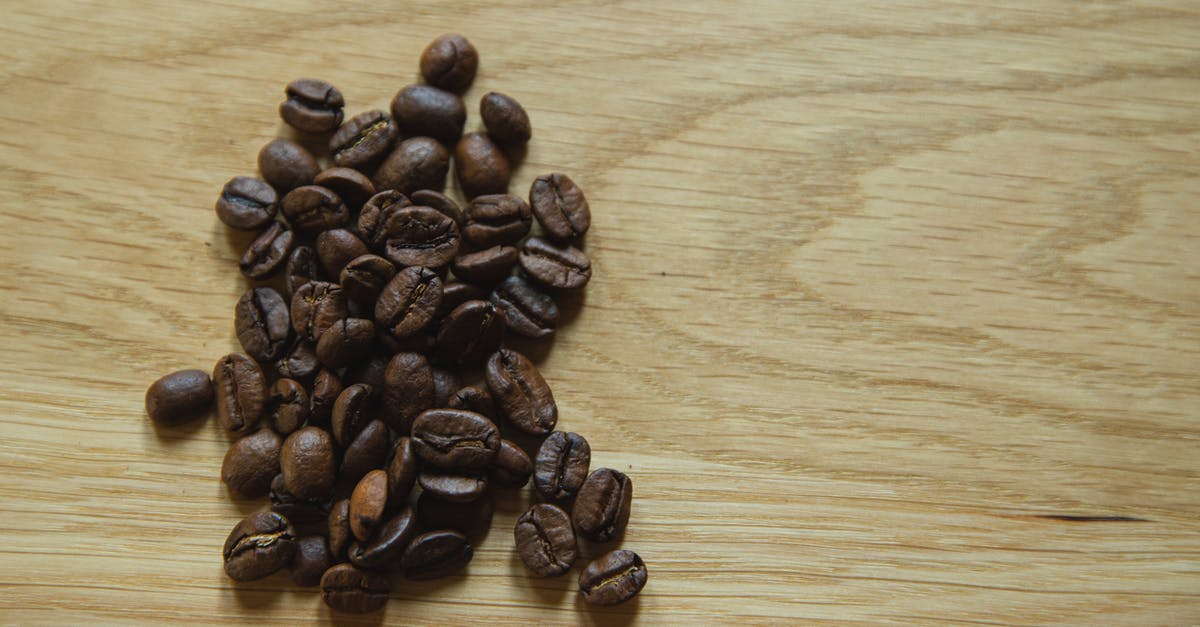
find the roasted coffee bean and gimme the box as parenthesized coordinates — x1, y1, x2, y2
(357, 190, 411, 247)
(432, 300, 505, 367)
(573, 468, 632, 543)
(412, 409, 500, 470)
(480, 92, 531, 146)
(417, 491, 493, 536)
(418, 469, 488, 503)
(485, 348, 557, 436)
(314, 167, 377, 210)
(491, 439, 533, 488)
(316, 318, 375, 369)
(145, 369, 213, 425)
(410, 189, 465, 226)
(519, 237, 592, 290)
(239, 222, 295, 279)
(340, 254, 396, 304)
(529, 173, 590, 240)
(285, 245, 322, 298)
(462, 194, 531, 248)
(373, 137, 450, 196)
(270, 473, 328, 518)
(213, 353, 267, 435)
(281, 426, 336, 500)
(258, 139, 319, 193)
(381, 352, 433, 435)
(375, 266, 443, 340)
(321, 563, 389, 614)
(451, 245, 517, 285)
(222, 511, 296, 582)
(328, 499, 352, 559)
(419, 33, 478, 94)
(280, 78, 344, 133)
(332, 383, 375, 446)
(329, 110, 398, 169)
(578, 550, 647, 606)
(349, 469, 389, 542)
(379, 206, 460, 269)
(216, 176, 278, 230)
(291, 281, 348, 342)
(438, 282, 488, 318)
(221, 428, 282, 500)
(386, 436, 419, 505)
(349, 506, 418, 569)
(534, 431, 590, 502)
(447, 385, 500, 422)
(235, 286, 291, 362)
(316, 229, 369, 278)
(309, 368, 343, 425)
(291, 535, 334, 587)
(390, 84, 466, 145)
(281, 185, 350, 235)
(455, 133, 511, 199)
(274, 339, 320, 385)
(514, 503, 576, 577)
(490, 275, 559, 338)
(340, 419, 390, 484)
(344, 351, 390, 389)
(400, 530, 473, 580)
(269, 378, 309, 435)
(431, 368, 459, 408)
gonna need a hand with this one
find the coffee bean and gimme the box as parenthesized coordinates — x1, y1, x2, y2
(321, 563, 389, 614)
(534, 431, 590, 502)
(274, 339, 320, 385)
(357, 190, 411, 247)
(462, 194, 531, 248)
(281, 426, 336, 500)
(514, 503, 577, 577)
(419, 34, 478, 94)
(344, 350, 390, 389)
(145, 369, 213, 425)
(340, 254, 396, 304)
(451, 245, 517, 285)
(410, 189, 465, 226)
(269, 473, 328, 518)
(215, 176, 278, 230)
(455, 132, 511, 199)
(308, 368, 343, 425)
(331, 383, 375, 446)
(418, 469, 488, 503)
(291, 535, 334, 587)
(235, 286, 291, 363)
(348, 505, 417, 570)
(437, 281, 488, 318)
(258, 139, 319, 193)
(213, 353, 267, 435)
(447, 385, 500, 422)
(381, 352, 433, 435)
(314, 167, 377, 210)
(340, 419, 389, 485)
(519, 237, 592, 289)
(315, 317, 376, 369)
(329, 110, 398, 169)
(280, 78, 344, 133)
(390, 85, 466, 146)
(572, 468, 632, 543)
(480, 92, 531, 146)
(412, 409, 501, 470)
(281, 185, 350, 235)
(349, 469, 389, 542)
(375, 266, 443, 340)
(490, 275, 559, 339)
(316, 229, 369, 278)
(284, 245, 322, 299)
(239, 222, 295, 279)
(485, 348, 557, 436)
(222, 511, 297, 582)
(529, 173, 590, 240)
(269, 378, 309, 435)
(328, 499, 352, 559)
(491, 439, 533, 488)
(417, 491, 493, 536)
(386, 436, 419, 505)
(578, 550, 647, 606)
(377, 205, 460, 270)
(431, 368, 459, 408)
(373, 136, 450, 196)
(400, 529, 473, 580)
(221, 428, 282, 500)
(432, 300, 505, 367)
(291, 281, 348, 342)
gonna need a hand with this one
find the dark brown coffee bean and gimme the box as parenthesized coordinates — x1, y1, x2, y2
(579, 550, 647, 606)
(344, 351, 390, 389)
(437, 281, 488, 318)
(220, 428, 282, 499)
(485, 348, 557, 436)
(455, 132, 511, 199)
(573, 468, 633, 543)
(529, 173, 590, 240)
(379, 205, 460, 270)
(419, 34, 478, 94)
(316, 318, 376, 369)
(213, 353, 267, 435)
(329, 110, 398, 169)
(410, 189, 465, 226)
(145, 369, 213, 425)
(281, 426, 336, 500)
(340, 254, 396, 304)
(215, 176, 278, 230)
(328, 499, 352, 559)
(258, 139, 319, 193)
(381, 352, 433, 435)
(491, 439, 533, 488)
(284, 245, 322, 299)
(451, 245, 517, 285)
(270, 473, 329, 518)
(373, 136, 450, 195)
(490, 275, 559, 338)
(447, 385, 500, 422)
(280, 78, 344, 133)
(534, 431, 590, 502)
(291, 535, 334, 587)
(462, 194, 531, 248)
(281, 185, 350, 235)
(417, 491, 493, 536)
(340, 419, 390, 485)
(291, 281, 348, 342)
(400, 529, 473, 580)
(357, 190, 411, 247)
(316, 229, 369, 278)
(514, 503, 576, 577)
(519, 236, 592, 289)
(412, 409, 500, 470)
(390, 84, 466, 145)
(418, 469, 488, 503)
(331, 383, 375, 446)
(480, 92, 531, 146)
(321, 563, 389, 614)
(432, 300, 505, 367)
(431, 368, 459, 408)
(314, 167, 377, 211)
(239, 222, 295, 279)
(375, 266, 443, 340)
(386, 436, 419, 505)
(222, 511, 296, 582)
(235, 286, 291, 363)
(274, 339, 320, 385)
(269, 378, 309, 435)
(349, 505, 417, 570)
(349, 469, 389, 542)
(309, 368, 342, 425)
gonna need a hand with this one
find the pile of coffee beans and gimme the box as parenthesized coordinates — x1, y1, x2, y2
(144, 34, 648, 614)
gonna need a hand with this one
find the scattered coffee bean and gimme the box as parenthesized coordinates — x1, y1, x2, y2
(381, 352, 433, 435)
(579, 549, 647, 606)
(438, 281, 488, 318)
(373, 136, 450, 195)
(348, 505, 417, 569)
(431, 368, 460, 407)
(213, 353, 267, 435)
(315, 317, 376, 369)
(462, 194, 531, 248)
(281, 185, 350, 235)
(455, 133, 511, 199)
(329, 110, 398, 169)
(308, 368, 343, 425)
(448, 385, 500, 422)
(316, 228, 369, 278)
(534, 431, 590, 502)
(340, 254, 396, 304)
(491, 439, 533, 488)
(215, 176, 278, 230)
(417, 490, 493, 536)
(222, 511, 296, 582)
(258, 138, 319, 193)
(284, 245, 322, 299)
(274, 338, 320, 384)
(410, 189, 465, 226)
(573, 468, 632, 543)
(235, 286, 291, 363)
(221, 428, 282, 499)
(411, 409, 501, 470)
(418, 469, 488, 503)
(280, 78, 344, 133)
(327, 499, 352, 559)
(432, 300, 505, 367)
(313, 167, 377, 210)
(375, 266, 443, 340)
(514, 503, 577, 577)
(269, 378, 309, 435)
(401, 529, 474, 580)
(239, 221, 295, 279)
(419, 34, 478, 94)
(331, 383, 375, 446)
(530, 173, 590, 240)
(291, 281, 348, 342)
(145, 369, 213, 425)
(357, 190, 411, 247)
(386, 436, 419, 505)
(340, 419, 390, 484)
(480, 92, 531, 146)
(270, 472, 328, 518)
(291, 535, 334, 587)
(519, 236, 592, 289)
(281, 426, 336, 500)
(321, 563, 389, 613)
(485, 348, 557, 436)
(490, 275, 559, 338)
(451, 245, 518, 285)
(390, 84, 466, 146)
(349, 469, 389, 542)
(379, 205, 460, 269)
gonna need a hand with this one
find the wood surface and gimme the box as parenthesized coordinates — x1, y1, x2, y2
(1, 1, 1198, 624)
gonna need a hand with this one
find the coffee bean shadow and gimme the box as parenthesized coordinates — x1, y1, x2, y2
(320, 601, 388, 626)
(575, 593, 642, 625)
(390, 571, 463, 599)
(148, 411, 211, 445)
(507, 550, 573, 605)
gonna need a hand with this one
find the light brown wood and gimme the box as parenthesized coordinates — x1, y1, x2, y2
(1, 1, 1198, 624)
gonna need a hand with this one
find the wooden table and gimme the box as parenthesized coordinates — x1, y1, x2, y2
(1, 1, 1197, 624)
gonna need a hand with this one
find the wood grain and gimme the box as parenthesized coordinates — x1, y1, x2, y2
(1, 1, 1198, 624)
